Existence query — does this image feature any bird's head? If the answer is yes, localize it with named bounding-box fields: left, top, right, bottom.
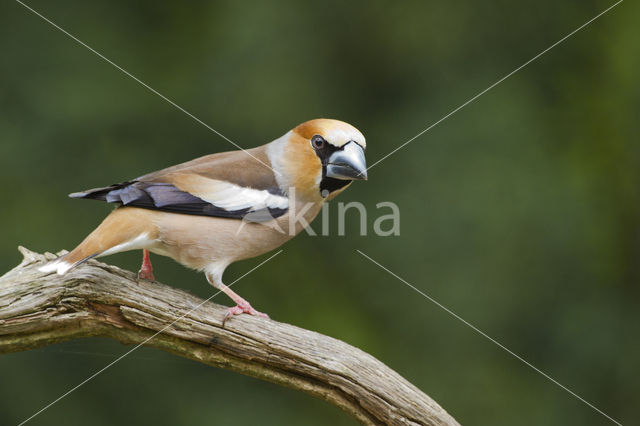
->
left=268, top=118, right=367, bottom=201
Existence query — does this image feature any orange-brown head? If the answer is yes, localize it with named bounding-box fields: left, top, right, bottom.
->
left=267, top=119, right=367, bottom=201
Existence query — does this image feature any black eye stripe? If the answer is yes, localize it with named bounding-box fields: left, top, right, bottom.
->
left=310, top=135, right=350, bottom=197
left=311, top=135, right=339, bottom=165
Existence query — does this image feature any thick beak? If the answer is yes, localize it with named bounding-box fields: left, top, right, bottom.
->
left=326, top=141, right=368, bottom=180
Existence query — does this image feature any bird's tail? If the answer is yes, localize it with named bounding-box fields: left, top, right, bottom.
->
left=39, top=243, right=97, bottom=275
left=39, top=207, right=156, bottom=275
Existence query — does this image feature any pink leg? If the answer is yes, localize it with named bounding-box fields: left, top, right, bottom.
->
left=206, top=273, right=269, bottom=325
left=137, top=249, right=155, bottom=281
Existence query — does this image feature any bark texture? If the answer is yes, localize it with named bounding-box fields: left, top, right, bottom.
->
left=0, top=247, right=459, bottom=426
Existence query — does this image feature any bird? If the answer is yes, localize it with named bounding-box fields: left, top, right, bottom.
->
left=39, top=118, right=367, bottom=322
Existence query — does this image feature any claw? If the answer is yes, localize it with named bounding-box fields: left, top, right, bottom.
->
left=222, top=301, right=269, bottom=326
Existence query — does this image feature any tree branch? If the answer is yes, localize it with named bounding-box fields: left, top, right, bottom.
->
left=0, top=247, right=459, bottom=426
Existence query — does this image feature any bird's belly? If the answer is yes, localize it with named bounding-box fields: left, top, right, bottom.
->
left=150, top=211, right=308, bottom=271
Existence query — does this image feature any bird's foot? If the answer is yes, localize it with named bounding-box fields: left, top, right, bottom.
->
left=223, top=301, right=269, bottom=326
left=137, top=249, right=155, bottom=281
left=137, top=268, right=154, bottom=281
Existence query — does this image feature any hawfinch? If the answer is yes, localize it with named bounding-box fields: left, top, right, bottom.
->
left=40, top=119, right=367, bottom=321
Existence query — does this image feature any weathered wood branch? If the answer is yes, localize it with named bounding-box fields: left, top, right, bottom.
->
left=0, top=247, right=459, bottom=426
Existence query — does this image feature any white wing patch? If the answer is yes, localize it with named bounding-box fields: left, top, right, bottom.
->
left=172, top=174, right=288, bottom=213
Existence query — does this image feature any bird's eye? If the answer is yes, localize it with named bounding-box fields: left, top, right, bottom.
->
left=311, top=135, right=325, bottom=149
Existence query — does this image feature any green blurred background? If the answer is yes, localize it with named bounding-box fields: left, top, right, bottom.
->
left=1, top=0, right=638, bottom=424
